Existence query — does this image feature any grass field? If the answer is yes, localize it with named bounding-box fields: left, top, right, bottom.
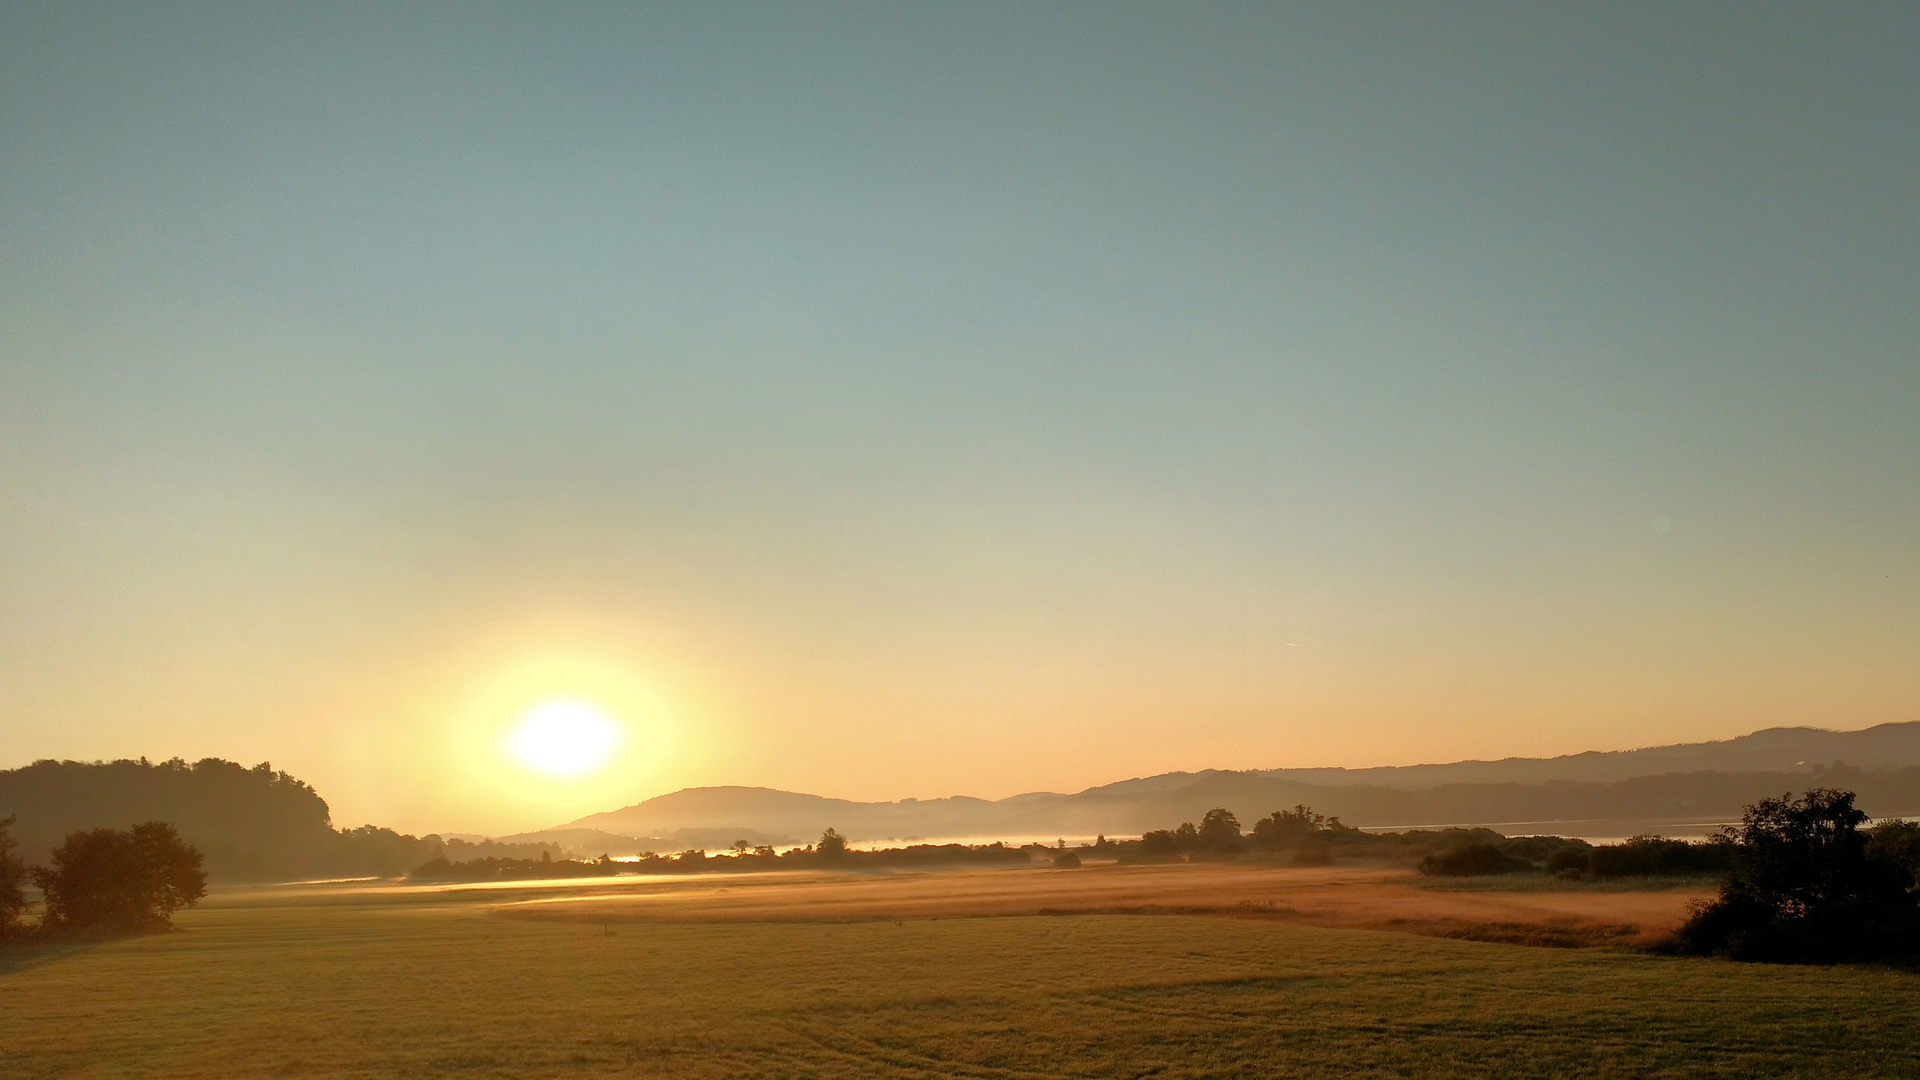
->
left=4, top=865, right=1918, bottom=1078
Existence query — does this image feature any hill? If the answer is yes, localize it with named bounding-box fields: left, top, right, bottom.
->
left=0, top=757, right=557, bottom=881
left=1244, top=721, right=1920, bottom=789
left=565, top=722, right=1920, bottom=842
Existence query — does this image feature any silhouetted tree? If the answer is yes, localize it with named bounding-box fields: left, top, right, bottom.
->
left=1249, top=805, right=1326, bottom=848
left=1867, top=820, right=1920, bottom=888
left=33, top=822, right=207, bottom=933
left=817, top=827, right=849, bottom=862
left=0, top=815, right=28, bottom=940
left=1197, top=809, right=1242, bottom=848
left=1139, top=828, right=1181, bottom=856
left=1673, top=789, right=1919, bottom=962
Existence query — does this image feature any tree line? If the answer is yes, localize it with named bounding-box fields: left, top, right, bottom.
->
left=0, top=757, right=569, bottom=881
left=0, top=815, right=206, bottom=941
left=407, top=828, right=1033, bottom=882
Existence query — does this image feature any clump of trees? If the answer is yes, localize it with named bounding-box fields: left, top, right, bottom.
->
left=411, top=850, right=616, bottom=883
left=406, top=828, right=1033, bottom=882
left=1140, top=808, right=1255, bottom=859
left=0, top=816, right=206, bottom=940
left=1584, top=835, right=1735, bottom=879
left=0, top=757, right=536, bottom=882
left=1129, top=806, right=1364, bottom=865
left=1672, top=789, right=1920, bottom=963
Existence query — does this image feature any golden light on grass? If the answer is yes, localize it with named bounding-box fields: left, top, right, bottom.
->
left=503, top=698, right=623, bottom=778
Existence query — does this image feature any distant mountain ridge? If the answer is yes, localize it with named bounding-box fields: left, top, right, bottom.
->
left=1246, top=722, right=1920, bottom=789
left=562, top=722, right=1920, bottom=844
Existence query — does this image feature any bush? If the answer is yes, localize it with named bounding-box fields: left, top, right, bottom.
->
left=1672, top=789, right=1920, bottom=963
left=1588, top=836, right=1735, bottom=879
left=1498, top=836, right=1587, bottom=867
left=1546, top=846, right=1589, bottom=875
left=1867, top=820, right=1920, bottom=886
left=1052, top=851, right=1082, bottom=869
left=33, top=822, right=207, bottom=934
left=1419, top=843, right=1532, bottom=877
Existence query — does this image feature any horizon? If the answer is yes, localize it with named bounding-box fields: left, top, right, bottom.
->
left=17, top=715, right=1911, bottom=841
left=4, top=4, right=1916, bottom=836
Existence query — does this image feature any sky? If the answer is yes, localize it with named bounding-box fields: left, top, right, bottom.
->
left=2, top=2, right=1916, bottom=835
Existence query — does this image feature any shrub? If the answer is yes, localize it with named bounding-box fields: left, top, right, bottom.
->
left=1588, top=836, right=1734, bottom=879
left=33, top=822, right=207, bottom=934
left=1419, top=843, right=1531, bottom=877
left=1867, top=820, right=1920, bottom=887
left=1052, top=851, right=1082, bottom=869
left=1546, top=846, right=1589, bottom=875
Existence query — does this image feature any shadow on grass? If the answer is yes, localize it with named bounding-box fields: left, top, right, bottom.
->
left=0, top=926, right=174, bottom=975
left=0, top=935, right=110, bottom=975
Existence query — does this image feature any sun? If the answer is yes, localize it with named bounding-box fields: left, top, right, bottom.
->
left=504, top=698, right=624, bottom=778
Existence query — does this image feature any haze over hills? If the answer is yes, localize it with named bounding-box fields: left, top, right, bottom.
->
left=7, top=723, right=1917, bottom=877
left=561, top=722, right=1920, bottom=845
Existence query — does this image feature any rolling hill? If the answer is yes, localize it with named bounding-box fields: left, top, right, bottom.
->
left=561, top=722, right=1920, bottom=844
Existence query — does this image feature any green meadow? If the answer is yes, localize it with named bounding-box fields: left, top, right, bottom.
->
left=4, top=883, right=1919, bottom=1079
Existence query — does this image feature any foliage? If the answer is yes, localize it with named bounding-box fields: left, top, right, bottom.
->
left=32, top=822, right=207, bottom=933
left=816, top=827, right=849, bottom=862
left=410, top=854, right=614, bottom=883
left=1546, top=846, right=1588, bottom=874
left=0, top=815, right=28, bottom=939
left=1418, top=843, right=1532, bottom=877
left=1196, top=808, right=1242, bottom=848
left=1585, top=835, right=1734, bottom=879
left=1052, top=850, right=1082, bottom=868
left=0, top=758, right=331, bottom=880
left=1866, top=819, right=1920, bottom=886
left=1672, top=789, right=1920, bottom=963
left=407, top=835, right=1032, bottom=881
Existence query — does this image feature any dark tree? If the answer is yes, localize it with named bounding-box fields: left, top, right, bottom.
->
left=1867, top=820, right=1920, bottom=887
left=1673, top=789, right=1919, bottom=963
left=1197, top=808, right=1242, bottom=848
left=0, top=815, right=28, bottom=940
left=817, top=827, right=849, bottom=862
left=1249, top=806, right=1326, bottom=849
left=1139, top=828, right=1181, bottom=856
left=33, top=822, right=208, bottom=933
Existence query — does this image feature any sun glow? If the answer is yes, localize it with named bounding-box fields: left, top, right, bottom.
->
left=439, top=640, right=693, bottom=830
left=504, top=698, right=624, bottom=778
